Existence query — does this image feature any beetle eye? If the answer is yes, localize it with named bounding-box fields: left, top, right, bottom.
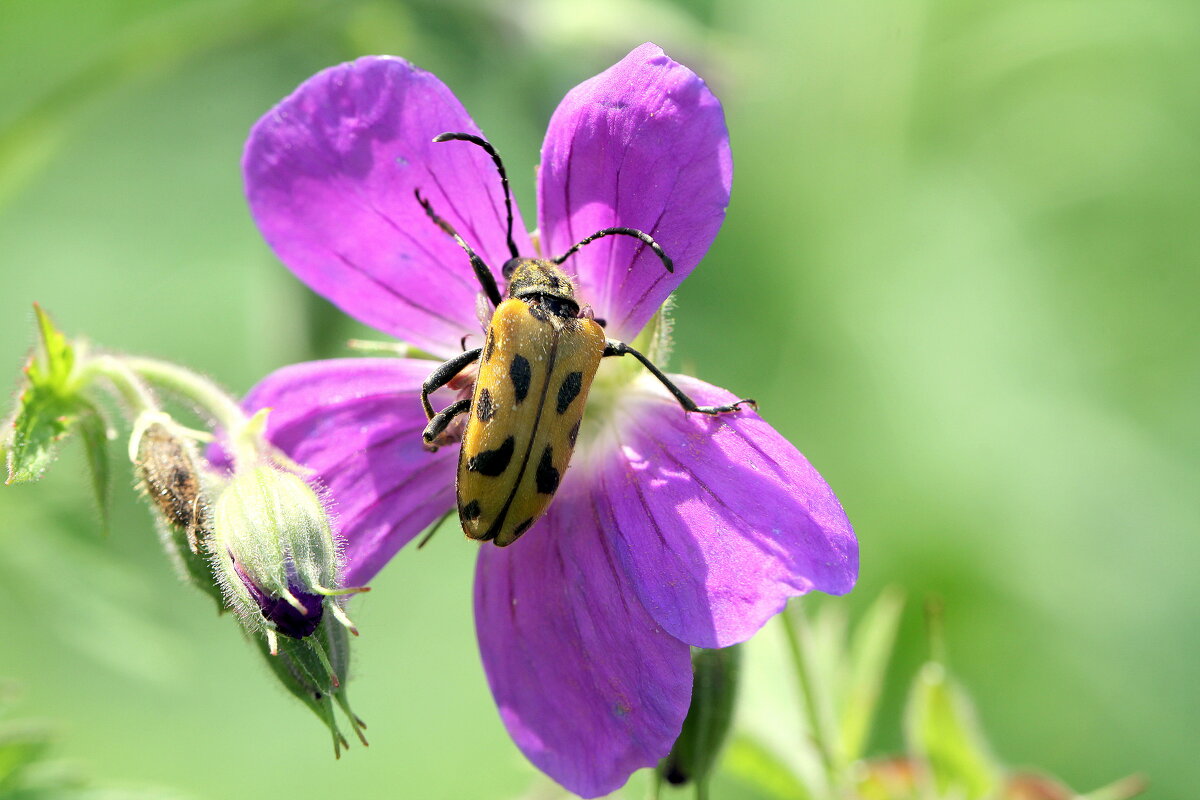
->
left=501, top=259, right=521, bottom=280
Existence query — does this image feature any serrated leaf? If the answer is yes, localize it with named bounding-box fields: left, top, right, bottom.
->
left=839, top=588, right=904, bottom=763
left=77, top=406, right=111, bottom=533
left=5, top=382, right=83, bottom=484
left=5, top=306, right=84, bottom=484
left=905, top=662, right=1000, bottom=800
left=31, top=304, right=73, bottom=383
left=722, top=735, right=813, bottom=800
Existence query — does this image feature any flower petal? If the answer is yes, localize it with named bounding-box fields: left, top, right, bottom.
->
left=537, top=42, right=732, bottom=341
left=231, top=358, right=457, bottom=587
left=474, top=477, right=691, bottom=798
left=597, top=374, right=858, bottom=649
left=245, top=56, right=531, bottom=358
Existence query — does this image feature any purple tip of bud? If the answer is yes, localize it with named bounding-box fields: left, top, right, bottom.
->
left=235, top=563, right=325, bottom=639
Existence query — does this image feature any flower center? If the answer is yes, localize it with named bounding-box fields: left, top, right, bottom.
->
left=572, top=305, right=674, bottom=473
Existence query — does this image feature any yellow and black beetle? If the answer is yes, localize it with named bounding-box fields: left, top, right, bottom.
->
left=418, top=133, right=753, bottom=547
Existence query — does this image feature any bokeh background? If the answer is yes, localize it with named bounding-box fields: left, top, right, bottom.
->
left=1, top=0, right=1196, bottom=797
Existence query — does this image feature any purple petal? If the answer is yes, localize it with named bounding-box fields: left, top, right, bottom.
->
left=537, top=42, right=732, bottom=341
left=598, top=374, right=858, bottom=649
left=245, top=57, right=531, bottom=358
left=232, top=358, right=457, bottom=587
left=474, top=477, right=691, bottom=798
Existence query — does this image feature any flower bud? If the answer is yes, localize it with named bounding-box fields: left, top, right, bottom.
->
left=658, top=644, right=742, bottom=787
left=211, top=463, right=363, bottom=651
left=131, top=413, right=223, bottom=608
left=135, top=420, right=204, bottom=534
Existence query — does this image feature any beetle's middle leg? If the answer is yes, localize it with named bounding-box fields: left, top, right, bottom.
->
left=420, top=346, right=482, bottom=447
left=423, top=398, right=472, bottom=448
left=602, top=340, right=756, bottom=415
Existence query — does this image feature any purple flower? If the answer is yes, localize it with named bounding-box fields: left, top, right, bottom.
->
left=238, top=43, right=857, bottom=797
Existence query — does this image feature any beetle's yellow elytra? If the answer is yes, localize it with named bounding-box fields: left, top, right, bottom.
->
left=457, top=298, right=605, bottom=546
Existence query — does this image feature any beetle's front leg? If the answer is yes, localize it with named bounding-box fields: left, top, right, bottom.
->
left=420, top=347, right=480, bottom=450
left=602, top=340, right=756, bottom=414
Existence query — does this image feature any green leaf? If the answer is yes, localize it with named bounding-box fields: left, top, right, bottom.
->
left=904, top=662, right=1000, bottom=800
left=0, top=722, right=53, bottom=791
left=77, top=406, right=111, bottom=533
left=5, top=380, right=81, bottom=484
left=5, top=306, right=84, bottom=485
left=838, top=588, right=905, bottom=764
left=722, top=734, right=813, bottom=800
left=30, top=304, right=74, bottom=382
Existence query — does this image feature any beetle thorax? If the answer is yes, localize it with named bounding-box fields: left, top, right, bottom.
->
left=502, top=258, right=580, bottom=319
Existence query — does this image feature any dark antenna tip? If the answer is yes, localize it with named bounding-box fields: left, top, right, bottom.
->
left=431, top=132, right=519, bottom=260
left=553, top=227, right=674, bottom=274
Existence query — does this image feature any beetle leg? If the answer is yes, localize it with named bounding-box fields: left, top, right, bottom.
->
left=422, top=397, right=473, bottom=450
left=602, top=340, right=756, bottom=415
left=421, top=348, right=482, bottom=421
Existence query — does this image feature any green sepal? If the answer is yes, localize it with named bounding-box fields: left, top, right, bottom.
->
left=77, top=404, right=111, bottom=534
left=904, top=661, right=1000, bottom=800
left=255, top=618, right=367, bottom=758
left=4, top=305, right=85, bottom=484
left=657, top=644, right=742, bottom=789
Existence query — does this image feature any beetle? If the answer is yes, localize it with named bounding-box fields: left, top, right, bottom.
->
left=418, top=132, right=754, bottom=547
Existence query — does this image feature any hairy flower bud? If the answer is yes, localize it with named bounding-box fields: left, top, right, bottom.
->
left=211, top=463, right=363, bottom=653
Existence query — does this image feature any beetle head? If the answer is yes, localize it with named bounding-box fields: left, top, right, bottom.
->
left=503, top=259, right=581, bottom=318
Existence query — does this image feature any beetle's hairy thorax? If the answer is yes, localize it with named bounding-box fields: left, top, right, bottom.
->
left=503, top=259, right=581, bottom=319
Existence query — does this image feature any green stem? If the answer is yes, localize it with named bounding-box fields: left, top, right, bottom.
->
left=121, top=355, right=257, bottom=467
left=78, top=354, right=157, bottom=414
left=122, top=356, right=246, bottom=432
left=781, top=605, right=838, bottom=791
left=649, top=770, right=663, bottom=800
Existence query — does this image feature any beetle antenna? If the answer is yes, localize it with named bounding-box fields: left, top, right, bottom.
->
left=414, top=189, right=503, bottom=307
left=552, top=227, right=674, bottom=273
left=433, top=132, right=519, bottom=261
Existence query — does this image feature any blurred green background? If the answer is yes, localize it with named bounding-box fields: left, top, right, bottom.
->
left=1, top=0, right=1196, bottom=797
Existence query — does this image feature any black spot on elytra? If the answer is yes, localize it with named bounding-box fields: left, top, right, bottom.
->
left=510, top=354, right=531, bottom=402
left=568, top=419, right=581, bottom=447
left=476, top=388, right=495, bottom=422
left=511, top=517, right=536, bottom=541
left=536, top=445, right=560, bottom=495
left=467, top=436, right=514, bottom=476
left=460, top=499, right=482, bottom=520
left=484, top=332, right=495, bottom=363
left=556, top=371, right=583, bottom=414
